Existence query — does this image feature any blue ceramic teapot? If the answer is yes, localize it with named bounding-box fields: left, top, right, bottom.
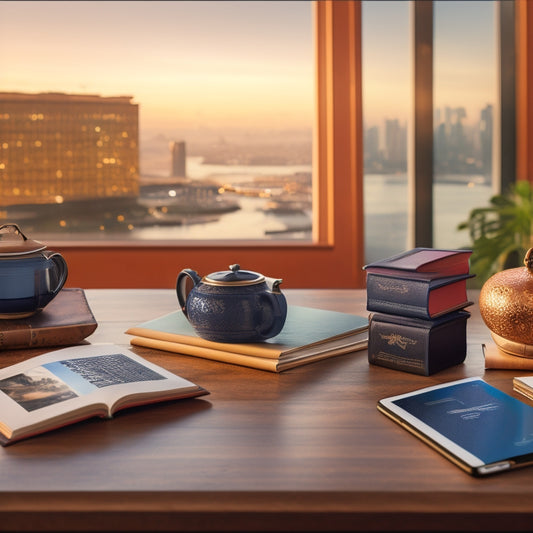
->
left=176, top=264, right=287, bottom=343
left=0, top=223, right=68, bottom=318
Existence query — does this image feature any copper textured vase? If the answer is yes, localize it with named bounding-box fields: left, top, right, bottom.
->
left=479, top=248, right=533, bottom=356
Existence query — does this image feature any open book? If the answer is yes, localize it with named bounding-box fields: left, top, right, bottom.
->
left=0, top=343, right=208, bottom=445
left=126, top=305, right=369, bottom=372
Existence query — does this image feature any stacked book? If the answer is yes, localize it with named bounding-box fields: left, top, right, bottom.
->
left=363, top=248, right=474, bottom=376
left=126, top=305, right=369, bottom=373
left=0, top=288, right=97, bottom=350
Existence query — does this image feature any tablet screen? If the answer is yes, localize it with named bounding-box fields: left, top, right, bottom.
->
left=378, top=377, right=533, bottom=473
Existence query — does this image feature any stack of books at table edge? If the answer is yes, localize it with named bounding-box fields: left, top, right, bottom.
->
left=125, top=304, right=369, bottom=373
left=513, top=375, right=533, bottom=402
left=363, top=247, right=474, bottom=376
left=0, top=288, right=97, bottom=350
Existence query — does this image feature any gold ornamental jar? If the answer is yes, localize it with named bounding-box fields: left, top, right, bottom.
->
left=479, top=247, right=533, bottom=356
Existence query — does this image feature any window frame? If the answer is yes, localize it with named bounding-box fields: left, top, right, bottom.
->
left=50, top=0, right=366, bottom=289
left=516, top=0, right=533, bottom=185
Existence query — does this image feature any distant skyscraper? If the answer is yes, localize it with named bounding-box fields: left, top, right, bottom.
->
left=384, top=119, right=407, bottom=169
left=480, top=104, right=493, bottom=177
left=171, top=141, right=186, bottom=177
left=0, top=92, right=139, bottom=206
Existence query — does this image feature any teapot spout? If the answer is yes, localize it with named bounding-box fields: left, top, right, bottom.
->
left=266, top=277, right=283, bottom=293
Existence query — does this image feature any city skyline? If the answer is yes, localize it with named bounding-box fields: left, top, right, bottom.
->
left=362, top=0, right=496, bottom=127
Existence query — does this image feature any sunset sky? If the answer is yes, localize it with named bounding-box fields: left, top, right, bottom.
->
left=0, top=0, right=496, bottom=134
left=363, top=0, right=496, bottom=127
left=0, top=0, right=314, bottom=133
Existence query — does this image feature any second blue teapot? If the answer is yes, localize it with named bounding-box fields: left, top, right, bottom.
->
left=176, top=264, right=287, bottom=343
left=0, top=223, right=68, bottom=318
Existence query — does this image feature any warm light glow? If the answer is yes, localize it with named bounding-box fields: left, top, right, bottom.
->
left=0, top=1, right=313, bottom=132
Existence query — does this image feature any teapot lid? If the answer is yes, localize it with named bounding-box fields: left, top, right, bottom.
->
left=0, top=224, right=47, bottom=256
left=204, top=264, right=265, bottom=286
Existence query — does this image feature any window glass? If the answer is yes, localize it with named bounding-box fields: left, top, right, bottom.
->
left=0, top=1, right=314, bottom=242
left=363, top=0, right=497, bottom=261
left=433, top=0, right=496, bottom=249
left=362, top=0, right=410, bottom=262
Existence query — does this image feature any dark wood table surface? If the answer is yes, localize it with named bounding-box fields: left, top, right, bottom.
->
left=0, top=288, right=532, bottom=532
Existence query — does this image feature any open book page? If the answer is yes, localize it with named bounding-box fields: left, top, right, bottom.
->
left=0, top=343, right=208, bottom=444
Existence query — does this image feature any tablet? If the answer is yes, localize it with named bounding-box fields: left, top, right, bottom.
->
left=377, top=376, right=533, bottom=476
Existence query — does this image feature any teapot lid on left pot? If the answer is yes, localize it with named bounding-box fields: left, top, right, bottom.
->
left=204, top=264, right=265, bottom=286
left=0, top=224, right=47, bottom=257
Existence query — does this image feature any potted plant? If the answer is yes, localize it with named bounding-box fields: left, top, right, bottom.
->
left=457, top=180, right=533, bottom=287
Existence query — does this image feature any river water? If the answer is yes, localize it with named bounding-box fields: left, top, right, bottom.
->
left=135, top=160, right=495, bottom=262
left=26, top=156, right=495, bottom=263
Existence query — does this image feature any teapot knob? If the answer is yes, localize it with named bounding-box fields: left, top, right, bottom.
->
left=229, top=264, right=240, bottom=273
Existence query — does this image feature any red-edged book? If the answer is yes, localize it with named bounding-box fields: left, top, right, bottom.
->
left=363, top=247, right=472, bottom=278
left=365, top=272, right=474, bottom=319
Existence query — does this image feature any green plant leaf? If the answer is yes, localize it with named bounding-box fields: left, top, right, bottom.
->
left=457, top=180, right=533, bottom=286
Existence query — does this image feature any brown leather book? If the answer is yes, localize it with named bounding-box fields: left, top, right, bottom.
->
left=483, top=342, right=533, bottom=370
left=0, top=288, right=97, bottom=350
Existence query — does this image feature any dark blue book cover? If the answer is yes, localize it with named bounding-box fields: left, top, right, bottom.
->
left=368, top=310, right=470, bottom=375
left=363, top=247, right=472, bottom=277
left=365, top=272, right=474, bottom=319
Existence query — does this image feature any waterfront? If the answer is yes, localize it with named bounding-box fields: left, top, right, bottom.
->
left=135, top=164, right=494, bottom=262
left=19, top=160, right=495, bottom=263
left=363, top=173, right=494, bottom=261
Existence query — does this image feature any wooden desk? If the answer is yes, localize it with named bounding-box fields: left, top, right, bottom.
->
left=1, top=289, right=532, bottom=532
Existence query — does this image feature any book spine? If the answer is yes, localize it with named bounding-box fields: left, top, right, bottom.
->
left=368, top=317, right=430, bottom=375
left=0, top=328, right=32, bottom=349
left=0, top=325, right=96, bottom=350
left=366, top=275, right=431, bottom=319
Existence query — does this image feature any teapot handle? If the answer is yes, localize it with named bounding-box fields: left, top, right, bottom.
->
left=34, top=251, right=68, bottom=310
left=43, top=251, right=69, bottom=295
left=176, top=269, right=202, bottom=317
left=257, top=291, right=288, bottom=340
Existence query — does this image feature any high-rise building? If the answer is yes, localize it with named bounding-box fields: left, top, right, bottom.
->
left=479, top=104, right=493, bottom=177
left=0, top=92, right=139, bottom=206
left=170, top=140, right=186, bottom=177
left=384, top=119, right=407, bottom=170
